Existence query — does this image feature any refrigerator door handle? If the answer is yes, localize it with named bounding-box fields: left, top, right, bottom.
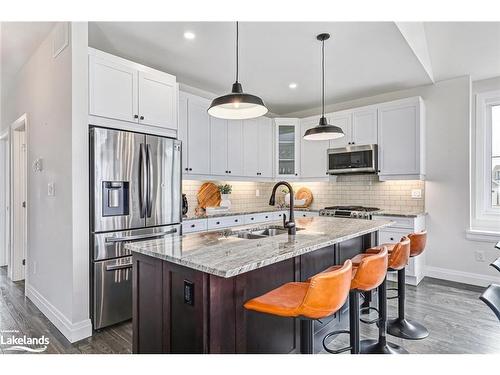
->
left=139, top=143, right=147, bottom=218
left=146, top=143, right=153, bottom=218
left=104, top=228, right=178, bottom=243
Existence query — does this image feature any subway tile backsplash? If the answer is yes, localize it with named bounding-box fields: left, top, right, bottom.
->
left=182, top=175, right=425, bottom=217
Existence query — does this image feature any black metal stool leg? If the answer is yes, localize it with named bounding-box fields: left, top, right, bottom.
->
left=360, top=277, right=408, bottom=354
left=300, top=319, right=314, bottom=354
left=349, top=290, right=360, bottom=354
left=387, top=268, right=429, bottom=340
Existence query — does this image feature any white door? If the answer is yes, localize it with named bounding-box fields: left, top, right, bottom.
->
left=227, top=120, right=244, bottom=176
left=187, top=98, right=211, bottom=175
left=210, top=117, right=228, bottom=176
left=378, top=102, right=419, bottom=176
left=300, top=118, right=329, bottom=178
left=351, top=108, right=378, bottom=145
left=243, top=119, right=260, bottom=177
left=138, top=71, right=177, bottom=130
left=258, top=118, right=274, bottom=178
left=328, top=112, right=351, bottom=148
left=89, top=54, right=138, bottom=123
left=178, top=94, right=189, bottom=174
left=0, top=135, right=7, bottom=267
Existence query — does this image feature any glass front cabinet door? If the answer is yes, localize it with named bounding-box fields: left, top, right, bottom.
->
left=275, top=118, right=300, bottom=178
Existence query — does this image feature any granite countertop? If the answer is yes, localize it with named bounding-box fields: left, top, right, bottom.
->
left=373, top=211, right=427, bottom=218
left=126, top=216, right=392, bottom=278
left=183, top=207, right=319, bottom=221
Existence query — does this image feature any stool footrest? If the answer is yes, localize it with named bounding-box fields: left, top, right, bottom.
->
left=322, top=330, right=352, bottom=354
left=359, top=306, right=380, bottom=324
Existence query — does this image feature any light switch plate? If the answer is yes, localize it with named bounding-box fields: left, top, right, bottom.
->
left=255, top=189, right=260, bottom=197
left=411, top=189, right=422, bottom=199
left=47, top=182, right=56, bottom=197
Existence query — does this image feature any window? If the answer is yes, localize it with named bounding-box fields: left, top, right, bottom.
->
left=470, top=90, right=500, bottom=238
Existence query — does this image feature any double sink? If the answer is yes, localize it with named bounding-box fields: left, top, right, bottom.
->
left=232, top=225, right=304, bottom=240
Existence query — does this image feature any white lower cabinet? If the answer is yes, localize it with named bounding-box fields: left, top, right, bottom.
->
left=182, top=219, right=208, bottom=234
left=295, top=211, right=319, bottom=218
left=207, top=215, right=244, bottom=230
left=373, top=214, right=426, bottom=285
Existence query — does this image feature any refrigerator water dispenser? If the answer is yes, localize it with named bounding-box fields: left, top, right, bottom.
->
left=102, top=181, right=129, bottom=216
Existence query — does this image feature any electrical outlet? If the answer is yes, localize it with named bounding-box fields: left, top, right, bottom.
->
left=256, top=189, right=260, bottom=197
left=411, top=189, right=422, bottom=199
left=47, top=182, right=55, bottom=197
left=474, top=250, right=485, bottom=262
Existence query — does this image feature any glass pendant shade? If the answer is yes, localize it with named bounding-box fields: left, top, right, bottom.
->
left=303, top=33, right=345, bottom=141
left=208, top=83, right=268, bottom=120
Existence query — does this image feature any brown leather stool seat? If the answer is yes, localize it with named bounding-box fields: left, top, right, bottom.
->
left=322, top=247, right=388, bottom=354
left=387, top=231, right=429, bottom=340
left=359, top=238, right=411, bottom=354
left=244, top=260, right=353, bottom=354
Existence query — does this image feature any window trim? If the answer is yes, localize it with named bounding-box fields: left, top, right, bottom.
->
left=471, top=89, right=500, bottom=235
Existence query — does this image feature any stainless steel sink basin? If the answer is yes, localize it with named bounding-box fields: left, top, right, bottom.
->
left=232, top=225, right=304, bottom=240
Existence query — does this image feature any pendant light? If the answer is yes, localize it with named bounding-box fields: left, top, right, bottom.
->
left=208, top=22, right=268, bottom=120
left=303, top=33, right=345, bottom=141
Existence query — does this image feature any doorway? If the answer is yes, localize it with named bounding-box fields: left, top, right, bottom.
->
left=9, top=114, right=28, bottom=282
left=0, top=130, right=9, bottom=270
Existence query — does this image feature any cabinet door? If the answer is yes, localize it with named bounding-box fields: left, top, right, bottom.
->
left=243, top=119, right=260, bottom=177
left=378, top=101, right=420, bottom=176
left=258, top=118, right=274, bottom=178
left=300, top=118, right=329, bottom=178
left=178, top=94, right=189, bottom=173
left=351, top=108, right=377, bottom=145
left=138, top=71, right=177, bottom=130
left=328, top=113, right=351, bottom=148
left=187, top=98, right=211, bottom=175
left=89, top=54, right=138, bottom=123
left=210, top=117, right=228, bottom=176
left=227, top=120, right=244, bottom=176
left=275, top=119, right=299, bottom=177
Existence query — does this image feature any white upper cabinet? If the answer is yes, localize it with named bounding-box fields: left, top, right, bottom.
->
left=300, top=117, right=330, bottom=179
left=243, top=117, right=274, bottom=178
left=138, top=71, right=177, bottom=130
left=377, top=97, right=425, bottom=180
left=89, top=48, right=178, bottom=131
left=227, top=120, right=244, bottom=176
left=275, top=118, right=300, bottom=178
left=351, top=107, right=378, bottom=145
left=89, top=53, right=138, bottom=123
left=210, top=117, right=228, bottom=176
left=327, top=112, right=351, bottom=149
left=178, top=92, right=211, bottom=175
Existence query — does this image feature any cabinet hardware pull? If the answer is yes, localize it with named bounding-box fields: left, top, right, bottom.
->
left=134, top=114, right=139, bottom=119
left=140, top=116, right=144, bottom=120
left=216, top=221, right=220, bottom=225
left=191, top=224, right=195, bottom=228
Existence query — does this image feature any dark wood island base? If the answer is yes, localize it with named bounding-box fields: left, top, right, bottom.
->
left=132, top=233, right=374, bottom=354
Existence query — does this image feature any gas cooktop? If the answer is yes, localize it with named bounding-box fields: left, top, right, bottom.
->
left=320, top=206, right=380, bottom=219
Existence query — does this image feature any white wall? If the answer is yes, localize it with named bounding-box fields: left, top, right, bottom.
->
left=1, top=22, right=91, bottom=342
left=287, top=76, right=500, bottom=286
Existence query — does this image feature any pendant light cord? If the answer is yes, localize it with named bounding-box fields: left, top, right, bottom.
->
left=236, top=21, right=239, bottom=83
left=321, top=38, right=325, bottom=118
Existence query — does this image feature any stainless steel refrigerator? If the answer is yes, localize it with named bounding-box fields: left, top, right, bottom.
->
left=90, top=127, right=181, bottom=330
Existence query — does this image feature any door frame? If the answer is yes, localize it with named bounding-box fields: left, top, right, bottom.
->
left=9, top=114, right=28, bottom=282
left=0, top=129, right=9, bottom=269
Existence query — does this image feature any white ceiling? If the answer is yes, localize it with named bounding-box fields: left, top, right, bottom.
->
left=88, top=21, right=500, bottom=115
left=1, top=22, right=55, bottom=91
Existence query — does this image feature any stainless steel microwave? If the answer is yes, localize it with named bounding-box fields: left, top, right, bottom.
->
left=327, top=144, right=378, bottom=175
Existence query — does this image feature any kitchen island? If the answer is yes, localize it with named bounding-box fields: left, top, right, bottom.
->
left=127, top=216, right=391, bottom=354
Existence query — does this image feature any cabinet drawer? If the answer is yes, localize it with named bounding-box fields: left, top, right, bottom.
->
left=182, top=219, right=207, bottom=234
left=244, top=213, right=274, bottom=224
left=207, top=215, right=244, bottom=230
left=373, top=215, right=414, bottom=229
left=378, top=229, right=408, bottom=244
left=295, top=211, right=319, bottom=218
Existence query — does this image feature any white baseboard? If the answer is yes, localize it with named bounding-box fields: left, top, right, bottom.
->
left=425, top=266, right=500, bottom=287
left=387, top=272, right=422, bottom=286
left=25, top=283, right=92, bottom=343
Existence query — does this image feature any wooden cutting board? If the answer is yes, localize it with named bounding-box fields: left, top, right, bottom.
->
left=295, top=187, right=313, bottom=208
left=197, top=182, right=221, bottom=209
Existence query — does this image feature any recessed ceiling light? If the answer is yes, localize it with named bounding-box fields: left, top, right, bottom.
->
left=289, top=83, right=298, bottom=89
left=184, top=31, right=196, bottom=40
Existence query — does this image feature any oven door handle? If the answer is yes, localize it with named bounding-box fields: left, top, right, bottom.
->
left=104, top=228, right=177, bottom=243
left=106, top=263, right=133, bottom=271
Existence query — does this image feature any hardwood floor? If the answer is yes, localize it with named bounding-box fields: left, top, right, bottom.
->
left=1, top=265, right=499, bottom=354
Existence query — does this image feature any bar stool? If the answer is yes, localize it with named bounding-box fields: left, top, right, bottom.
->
left=322, top=247, right=388, bottom=354
left=480, top=284, right=500, bottom=321
left=243, top=260, right=353, bottom=354
left=386, top=231, right=429, bottom=340
left=359, top=237, right=411, bottom=354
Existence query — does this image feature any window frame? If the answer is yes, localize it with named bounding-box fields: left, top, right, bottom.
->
left=470, top=89, right=500, bottom=237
